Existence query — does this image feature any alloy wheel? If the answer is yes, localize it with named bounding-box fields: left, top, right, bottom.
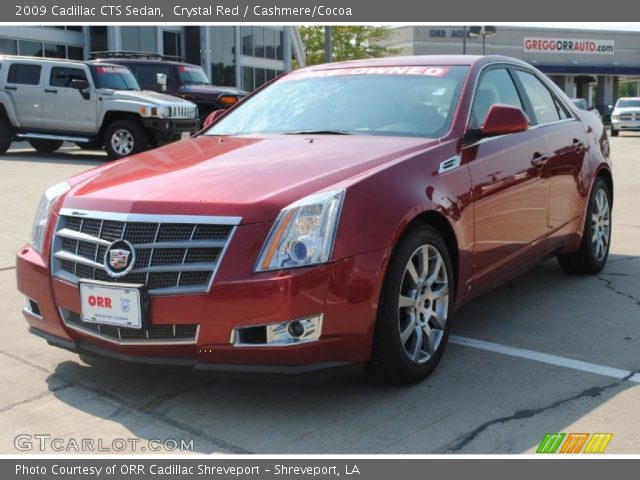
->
left=591, top=188, right=611, bottom=262
left=398, top=244, right=449, bottom=364
left=111, top=129, right=134, bottom=156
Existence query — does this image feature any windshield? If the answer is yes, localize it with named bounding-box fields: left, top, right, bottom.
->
left=178, top=65, right=210, bottom=85
left=91, top=65, right=140, bottom=90
left=206, top=66, right=468, bottom=138
left=616, top=99, right=640, bottom=109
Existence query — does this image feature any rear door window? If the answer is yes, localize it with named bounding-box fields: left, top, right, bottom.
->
left=7, top=64, right=41, bottom=85
left=515, top=70, right=563, bottom=125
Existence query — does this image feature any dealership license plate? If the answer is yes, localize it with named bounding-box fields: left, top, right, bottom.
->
left=181, top=132, right=192, bottom=140
left=79, top=282, right=143, bottom=329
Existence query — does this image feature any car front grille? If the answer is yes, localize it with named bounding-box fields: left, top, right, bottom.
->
left=60, top=309, right=198, bottom=344
left=170, top=105, right=198, bottom=119
left=52, top=209, right=240, bottom=295
left=618, top=111, right=640, bottom=120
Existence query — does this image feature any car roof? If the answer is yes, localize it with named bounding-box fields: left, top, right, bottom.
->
left=0, top=55, right=87, bottom=66
left=297, top=55, right=532, bottom=72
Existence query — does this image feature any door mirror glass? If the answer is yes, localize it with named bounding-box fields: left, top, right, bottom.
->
left=480, top=104, right=529, bottom=137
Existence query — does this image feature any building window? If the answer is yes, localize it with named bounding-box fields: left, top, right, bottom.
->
left=163, top=31, right=182, bottom=58
left=276, top=31, right=284, bottom=60
left=44, top=43, right=66, bottom=59
left=242, top=66, right=254, bottom=91
left=0, top=38, right=17, bottom=55
left=121, top=26, right=157, bottom=53
left=241, top=26, right=253, bottom=56
left=209, top=26, right=236, bottom=87
left=90, top=26, right=108, bottom=53
left=67, top=46, right=84, bottom=60
left=254, top=27, right=265, bottom=58
left=18, top=40, right=43, bottom=57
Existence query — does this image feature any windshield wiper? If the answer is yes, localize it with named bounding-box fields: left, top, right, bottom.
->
left=285, top=130, right=352, bottom=135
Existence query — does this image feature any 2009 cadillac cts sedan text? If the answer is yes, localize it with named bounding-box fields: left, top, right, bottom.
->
left=16, top=56, right=612, bottom=384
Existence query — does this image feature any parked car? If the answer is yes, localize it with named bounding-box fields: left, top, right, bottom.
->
left=17, top=55, right=612, bottom=384
left=570, top=97, right=602, bottom=120
left=91, top=52, right=247, bottom=121
left=0, top=56, right=199, bottom=159
left=610, top=97, right=640, bottom=136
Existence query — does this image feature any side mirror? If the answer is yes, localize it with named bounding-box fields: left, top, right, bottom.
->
left=70, top=79, right=89, bottom=90
left=203, top=109, right=226, bottom=129
left=156, top=73, right=167, bottom=92
left=480, top=104, right=529, bottom=137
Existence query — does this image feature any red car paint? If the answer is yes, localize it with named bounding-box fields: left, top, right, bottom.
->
left=16, top=55, right=611, bottom=371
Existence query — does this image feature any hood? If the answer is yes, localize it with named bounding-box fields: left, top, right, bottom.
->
left=105, top=89, right=195, bottom=107
left=63, top=135, right=438, bottom=224
left=178, top=84, right=247, bottom=98
left=613, top=107, right=640, bottom=114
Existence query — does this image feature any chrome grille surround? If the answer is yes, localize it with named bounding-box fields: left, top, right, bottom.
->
left=51, top=208, right=241, bottom=296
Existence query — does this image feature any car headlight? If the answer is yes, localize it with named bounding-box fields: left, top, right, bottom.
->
left=31, top=181, right=70, bottom=254
left=255, top=190, right=345, bottom=272
left=156, top=106, right=170, bottom=118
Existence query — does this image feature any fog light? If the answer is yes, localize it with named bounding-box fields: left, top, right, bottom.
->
left=231, top=314, right=323, bottom=346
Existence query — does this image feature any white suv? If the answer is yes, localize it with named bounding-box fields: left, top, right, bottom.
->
left=0, top=56, right=199, bottom=159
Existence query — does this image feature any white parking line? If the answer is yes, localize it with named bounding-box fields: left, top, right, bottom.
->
left=449, top=335, right=640, bottom=384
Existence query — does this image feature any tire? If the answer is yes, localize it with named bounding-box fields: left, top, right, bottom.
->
left=75, top=141, right=102, bottom=150
left=0, top=114, right=12, bottom=155
left=103, top=119, right=149, bottom=160
left=558, top=177, right=612, bottom=274
left=29, top=139, right=64, bottom=153
left=610, top=128, right=618, bottom=137
left=368, top=224, right=456, bottom=384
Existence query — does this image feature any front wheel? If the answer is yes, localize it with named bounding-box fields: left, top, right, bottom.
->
left=0, top=115, right=12, bottom=154
left=610, top=127, right=618, bottom=137
left=29, top=139, right=63, bottom=153
left=104, top=119, right=148, bottom=160
left=369, top=224, right=455, bottom=384
left=558, top=177, right=612, bottom=274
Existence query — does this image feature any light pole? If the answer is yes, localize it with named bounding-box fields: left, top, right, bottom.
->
left=469, top=26, right=496, bottom=55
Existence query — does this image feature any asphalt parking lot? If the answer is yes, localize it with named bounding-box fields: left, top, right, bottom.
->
left=0, top=136, right=638, bottom=454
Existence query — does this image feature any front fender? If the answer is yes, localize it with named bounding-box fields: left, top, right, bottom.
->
left=332, top=140, right=473, bottom=299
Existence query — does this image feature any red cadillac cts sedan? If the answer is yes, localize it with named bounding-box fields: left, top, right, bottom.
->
left=16, top=55, right=612, bottom=384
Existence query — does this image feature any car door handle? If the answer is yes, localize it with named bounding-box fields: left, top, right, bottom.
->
left=572, top=138, right=585, bottom=150
left=531, top=153, right=548, bottom=168
left=44, top=89, right=58, bottom=94
left=5, top=86, right=17, bottom=91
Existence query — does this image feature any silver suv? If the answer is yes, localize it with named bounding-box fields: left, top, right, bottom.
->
left=0, top=56, right=199, bottom=159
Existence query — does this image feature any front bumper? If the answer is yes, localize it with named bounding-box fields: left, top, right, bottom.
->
left=17, top=240, right=388, bottom=372
left=142, top=117, right=201, bottom=140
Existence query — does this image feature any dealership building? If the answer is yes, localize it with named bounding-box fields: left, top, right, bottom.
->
left=0, top=26, right=305, bottom=91
left=385, top=25, right=640, bottom=113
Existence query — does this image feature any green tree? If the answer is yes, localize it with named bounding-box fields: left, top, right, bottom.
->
left=299, top=26, right=399, bottom=66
